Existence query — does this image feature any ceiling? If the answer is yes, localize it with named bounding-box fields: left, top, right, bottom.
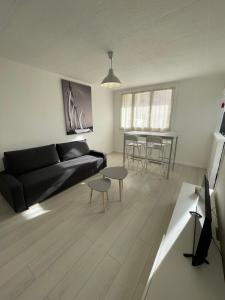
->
left=0, top=0, right=225, bottom=88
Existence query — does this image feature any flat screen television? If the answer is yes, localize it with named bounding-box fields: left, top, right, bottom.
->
left=220, top=112, right=225, bottom=136
left=184, top=175, right=212, bottom=266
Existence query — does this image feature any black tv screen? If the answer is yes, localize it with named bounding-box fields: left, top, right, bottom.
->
left=184, top=175, right=212, bottom=266
left=220, top=112, right=225, bottom=136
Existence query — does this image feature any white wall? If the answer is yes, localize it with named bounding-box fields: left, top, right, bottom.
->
left=114, top=75, right=225, bottom=168
left=0, top=58, right=114, bottom=170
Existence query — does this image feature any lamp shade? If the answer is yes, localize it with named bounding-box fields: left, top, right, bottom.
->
left=101, top=68, right=121, bottom=88
left=101, top=51, right=121, bottom=88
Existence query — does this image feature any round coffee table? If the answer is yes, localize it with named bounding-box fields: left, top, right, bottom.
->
left=100, top=167, right=128, bottom=201
left=87, top=178, right=111, bottom=212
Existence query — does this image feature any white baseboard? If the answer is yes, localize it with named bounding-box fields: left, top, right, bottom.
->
left=112, top=151, right=206, bottom=170
left=175, top=160, right=206, bottom=170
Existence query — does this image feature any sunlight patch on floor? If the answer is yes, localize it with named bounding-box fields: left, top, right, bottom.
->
left=21, top=203, right=50, bottom=220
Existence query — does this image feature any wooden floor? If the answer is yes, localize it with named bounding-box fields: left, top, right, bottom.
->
left=0, top=153, right=205, bottom=300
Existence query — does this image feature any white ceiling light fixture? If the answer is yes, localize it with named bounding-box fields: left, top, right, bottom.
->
left=101, top=51, right=121, bottom=88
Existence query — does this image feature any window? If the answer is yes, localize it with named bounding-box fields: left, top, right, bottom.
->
left=121, top=93, right=132, bottom=129
left=150, top=89, right=173, bottom=130
left=121, top=88, right=173, bottom=131
left=133, top=92, right=150, bottom=129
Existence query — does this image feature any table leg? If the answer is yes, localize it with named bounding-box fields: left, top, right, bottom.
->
left=119, top=180, right=122, bottom=201
left=172, top=137, right=178, bottom=170
left=166, top=138, right=174, bottom=180
left=102, top=192, right=105, bottom=212
left=89, top=189, right=93, bottom=205
left=123, top=134, right=126, bottom=166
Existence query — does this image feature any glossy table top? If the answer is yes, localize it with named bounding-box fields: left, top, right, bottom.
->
left=124, top=131, right=178, bottom=138
left=101, top=167, right=128, bottom=180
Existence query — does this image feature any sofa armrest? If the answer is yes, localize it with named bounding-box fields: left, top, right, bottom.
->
left=89, top=150, right=107, bottom=168
left=0, top=171, right=27, bottom=212
left=89, top=150, right=106, bottom=158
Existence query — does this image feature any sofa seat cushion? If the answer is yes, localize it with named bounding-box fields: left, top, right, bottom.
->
left=4, top=144, right=60, bottom=176
left=17, top=155, right=103, bottom=205
left=56, top=140, right=90, bottom=161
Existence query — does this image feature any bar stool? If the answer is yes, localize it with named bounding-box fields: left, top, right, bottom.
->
left=145, top=136, right=166, bottom=175
left=125, top=134, right=145, bottom=171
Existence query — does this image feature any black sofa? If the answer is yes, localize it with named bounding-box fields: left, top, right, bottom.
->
left=0, top=140, right=106, bottom=212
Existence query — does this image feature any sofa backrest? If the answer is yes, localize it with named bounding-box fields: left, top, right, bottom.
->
left=4, top=144, right=60, bottom=175
left=56, top=140, right=90, bottom=161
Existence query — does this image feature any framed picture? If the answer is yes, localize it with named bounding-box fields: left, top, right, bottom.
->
left=61, top=79, right=93, bottom=135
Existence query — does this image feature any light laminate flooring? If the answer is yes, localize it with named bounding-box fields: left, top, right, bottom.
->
left=0, top=153, right=205, bottom=300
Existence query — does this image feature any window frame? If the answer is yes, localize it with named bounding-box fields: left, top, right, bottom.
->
left=120, top=87, right=175, bottom=131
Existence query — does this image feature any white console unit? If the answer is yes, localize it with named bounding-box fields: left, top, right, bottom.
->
left=142, top=182, right=225, bottom=300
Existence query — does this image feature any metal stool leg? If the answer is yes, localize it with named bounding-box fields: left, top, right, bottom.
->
left=161, top=146, right=166, bottom=177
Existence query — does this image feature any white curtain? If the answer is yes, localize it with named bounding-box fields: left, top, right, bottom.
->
left=121, top=88, right=173, bottom=131
left=133, top=92, right=151, bottom=129
left=150, top=89, right=172, bottom=131
left=121, top=93, right=132, bottom=129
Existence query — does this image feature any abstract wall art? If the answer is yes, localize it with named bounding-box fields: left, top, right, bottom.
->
left=61, top=79, right=93, bottom=135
